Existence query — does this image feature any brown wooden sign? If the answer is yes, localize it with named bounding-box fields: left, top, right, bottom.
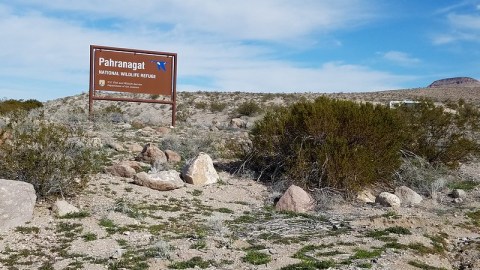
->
left=89, top=45, right=177, bottom=126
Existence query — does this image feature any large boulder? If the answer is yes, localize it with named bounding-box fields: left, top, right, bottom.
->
left=134, top=171, right=185, bottom=191
left=395, top=186, right=423, bottom=206
left=275, top=185, right=315, bottom=213
left=181, top=153, right=219, bottom=185
left=375, top=192, right=401, bottom=207
left=135, top=143, right=167, bottom=165
left=0, top=179, right=36, bottom=232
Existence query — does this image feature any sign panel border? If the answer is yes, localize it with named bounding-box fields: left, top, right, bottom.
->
left=89, top=45, right=177, bottom=126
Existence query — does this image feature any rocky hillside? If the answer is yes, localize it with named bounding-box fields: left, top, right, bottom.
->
left=428, top=77, right=480, bottom=88
left=0, top=89, right=480, bottom=269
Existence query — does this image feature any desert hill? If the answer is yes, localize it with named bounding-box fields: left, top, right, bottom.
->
left=1, top=87, right=480, bottom=269
left=428, top=77, right=480, bottom=88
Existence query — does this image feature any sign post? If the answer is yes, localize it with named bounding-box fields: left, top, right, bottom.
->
left=89, top=45, right=177, bottom=126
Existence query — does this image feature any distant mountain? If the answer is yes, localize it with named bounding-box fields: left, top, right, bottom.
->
left=428, top=77, right=480, bottom=88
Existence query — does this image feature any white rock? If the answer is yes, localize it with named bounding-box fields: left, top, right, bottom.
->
left=0, top=179, right=36, bottom=232
left=375, top=192, right=401, bottom=207
left=357, top=189, right=376, bottom=203
left=452, top=189, right=466, bottom=199
left=395, top=186, right=423, bottom=206
left=134, top=170, right=185, bottom=191
left=181, top=153, right=219, bottom=185
left=229, top=118, right=247, bottom=128
left=53, top=200, right=80, bottom=217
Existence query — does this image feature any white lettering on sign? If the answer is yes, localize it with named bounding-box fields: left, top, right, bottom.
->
left=99, top=57, right=145, bottom=71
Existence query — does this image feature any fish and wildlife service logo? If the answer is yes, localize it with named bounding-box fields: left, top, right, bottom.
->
left=99, top=80, right=105, bottom=87
left=150, top=60, right=167, bottom=71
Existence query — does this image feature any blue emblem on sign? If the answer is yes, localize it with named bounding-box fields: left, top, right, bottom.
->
left=150, top=60, right=167, bottom=71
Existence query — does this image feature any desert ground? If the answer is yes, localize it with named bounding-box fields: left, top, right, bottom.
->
left=1, top=86, right=480, bottom=270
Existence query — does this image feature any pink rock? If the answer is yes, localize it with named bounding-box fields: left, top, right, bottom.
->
left=275, top=185, right=315, bottom=213
left=165, top=150, right=181, bottom=163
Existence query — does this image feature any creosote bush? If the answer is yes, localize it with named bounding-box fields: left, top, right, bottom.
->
left=246, top=97, right=480, bottom=196
left=0, top=111, right=106, bottom=199
left=0, top=99, right=43, bottom=115
left=247, top=97, right=405, bottom=195
left=236, top=100, right=262, bottom=116
left=397, top=99, right=480, bottom=168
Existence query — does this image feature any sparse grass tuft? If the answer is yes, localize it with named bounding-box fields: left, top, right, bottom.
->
left=60, top=211, right=90, bottom=219
left=280, top=259, right=335, bottom=270
left=448, top=180, right=479, bottom=191
left=466, top=210, right=480, bottom=227
left=408, top=260, right=448, bottom=270
left=169, top=256, right=214, bottom=269
left=15, top=226, right=40, bottom=234
left=351, top=248, right=382, bottom=259
left=82, top=232, right=97, bottom=241
left=242, top=250, right=271, bottom=265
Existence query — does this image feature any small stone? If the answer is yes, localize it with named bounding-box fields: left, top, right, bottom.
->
left=452, top=189, right=466, bottom=199
left=453, top=198, right=463, bottom=203
left=275, top=185, right=315, bottom=213
left=165, top=150, right=181, bottom=163
left=395, top=186, right=422, bottom=206
left=375, top=192, right=401, bottom=207
left=53, top=200, right=80, bottom=217
left=229, top=118, right=247, bottom=128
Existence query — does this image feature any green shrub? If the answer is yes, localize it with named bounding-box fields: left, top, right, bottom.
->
left=0, top=112, right=106, bottom=199
left=246, top=97, right=405, bottom=195
left=397, top=100, right=480, bottom=168
left=210, top=101, right=227, bottom=112
left=194, top=101, right=208, bottom=110
left=0, top=99, right=43, bottom=115
left=236, top=100, right=262, bottom=116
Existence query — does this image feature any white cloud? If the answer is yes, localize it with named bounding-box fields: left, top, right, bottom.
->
left=0, top=1, right=414, bottom=101
left=433, top=6, right=480, bottom=44
left=14, top=0, right=379, bottom=42
left=381, top=51, right=421, bottom=66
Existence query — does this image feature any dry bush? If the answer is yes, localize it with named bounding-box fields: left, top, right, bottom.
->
left=0, top=111, right=106, bottom=199
left=394, top=151, right=450, bottom=197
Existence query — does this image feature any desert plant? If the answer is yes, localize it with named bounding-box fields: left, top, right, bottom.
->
left=397, top=99, right=480, bottom=168
left=246, top=97, right=405, bottom=195
left=0, top=99, right=43, bottom=115
left=236, top=100, right=262, bottom=116
left=210, top=101, right=227, bottom=112
left=0, top=112, right=106, bottom=199
left=394, top=151, right=450, bottom=196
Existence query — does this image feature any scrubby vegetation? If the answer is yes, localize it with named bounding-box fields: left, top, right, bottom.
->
left=0, top=111, right=106, bottom=199
left=0, top=99, right=43, bottom=115
left=236, top=100, right=262, bottom=116
left=246, top=97, right=480, bottom=196
left=246, top=97, right=405, bottom=194
left=397, top=99, right=480, bottom=168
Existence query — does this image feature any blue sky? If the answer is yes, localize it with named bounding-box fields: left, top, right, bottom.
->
left=2, top=0, right=480, bottom=101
